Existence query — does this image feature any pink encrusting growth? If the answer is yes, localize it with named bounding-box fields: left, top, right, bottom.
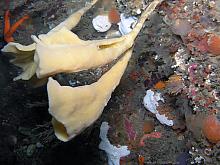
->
left=188, top=64, right=197, bottom=83
left=139, top=132, right=162, bottom=146
left=124, top=118, right=137, bottom=141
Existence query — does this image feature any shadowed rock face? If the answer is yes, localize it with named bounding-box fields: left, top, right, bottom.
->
left=0, top=53, right=11, bottom=89
left=0, top=60, right=7, bottom=89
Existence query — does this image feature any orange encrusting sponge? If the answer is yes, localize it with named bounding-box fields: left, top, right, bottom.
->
left=108, top=8, right=120, bottom=24
left=202, top=115, right=220, bottom=143
left=208, top=35, right=220, bottom=56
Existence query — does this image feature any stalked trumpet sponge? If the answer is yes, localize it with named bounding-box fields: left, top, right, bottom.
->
left=47, top=49, right=132, bottom=141
left=2, top=0, right=162, bottom=81
left=33, top=0, right=162, bottom=78
left=1, top=0, right=163, bottom=142
left=1, top=0, right=99, bottom=81
left=1, top=43, right=36, bottom=80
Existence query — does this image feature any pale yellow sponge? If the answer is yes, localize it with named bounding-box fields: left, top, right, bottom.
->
left=47, top=49, right=132, bottom=141
left=1, top=0, right=99, bottom=80
left=33, top=0, right=163, bottom=78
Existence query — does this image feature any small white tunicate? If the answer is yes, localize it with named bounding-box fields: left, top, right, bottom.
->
left=136, top=9, right=142, bottom=14
left=156, top=113, right=174, bottom=126
left=143, top=90, right=173, bottom=126
left=92, top=15, right=112, bottom=32
left=99, top=122, right=130, bottom=165
left=118, top=14, right=137, bottom=35
left=143, top=90, right=164, bottom=114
